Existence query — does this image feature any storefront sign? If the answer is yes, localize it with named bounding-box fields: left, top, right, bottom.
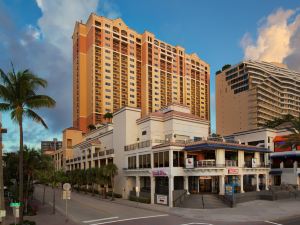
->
left=252, top=158, right=257, bottom=168
left=228, top=168, right=239, bottom=174
left=185, top=158, right=194, bottom=169
left=157, top=195, right=168, bottom=205
left=199, top=176, right=212, bottom=179
left=152, top=170, right=168, bottom=176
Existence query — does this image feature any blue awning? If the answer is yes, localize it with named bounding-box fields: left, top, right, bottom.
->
left=270, top=151, right=300, bottom=159
left=269, top=170, right=282, bottom=175
left=184, top=142, right=271, bottom=153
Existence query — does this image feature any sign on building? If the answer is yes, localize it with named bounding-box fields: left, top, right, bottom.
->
left=252, top=158, right=257, bottom=168
left=156, top=195, right=168, bottom=205
left=228, top=168, right=239, bottom=174
left=185, top=158, right=194, bottom=169
left=152, top=170, right=168, bottom=177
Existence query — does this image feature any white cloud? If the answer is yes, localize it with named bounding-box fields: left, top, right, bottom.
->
left=0, top=0, right=121, bottom=151
left=35, top=0, right=99, bottom=58
left=241, top=8, right=300, bottom=67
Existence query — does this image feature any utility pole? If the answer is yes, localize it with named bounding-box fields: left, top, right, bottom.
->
left=0, top=113, right=7, bottom=224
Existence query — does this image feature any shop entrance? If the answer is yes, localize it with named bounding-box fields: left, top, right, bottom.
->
left=199, top=178, right=212, bottom=192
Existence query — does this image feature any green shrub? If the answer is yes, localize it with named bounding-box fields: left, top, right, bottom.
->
left=10, top=220, right=36, bottom=225
left=129, top=195, right=150, bottom=204
left=106, top=191, right=122, bottom=198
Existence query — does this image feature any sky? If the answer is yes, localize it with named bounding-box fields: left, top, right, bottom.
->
left=0, top=0, right=300, bottom=152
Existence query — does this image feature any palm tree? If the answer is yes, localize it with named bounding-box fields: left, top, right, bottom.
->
left=36, top=154, right=53, bottom=205
left=49, top=170, right=66, bottom=214
left=265, top=114, right=300, bottom=148
left=104, top=164, right=118, bottom=200
left=0, top=66, right=56, bottom=222
left=95, top=167, right=107, bottom=198
left=103, top=112, right=113, bottom=123
left=263, top=114, right=294, bottom=128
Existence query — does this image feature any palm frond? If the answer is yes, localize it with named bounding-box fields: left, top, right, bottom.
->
left=0, top=68, right=13, bottom=87
left=25, top=95, right=56, bottom=109
left=0, top=103, right=11, bottom=111
left=25, top=109, right=48, bottom=128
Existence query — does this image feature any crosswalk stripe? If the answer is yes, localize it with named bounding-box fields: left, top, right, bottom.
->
left=82, top=217, right=119, bottom=223
left=264, top=221, right=282, bottom=225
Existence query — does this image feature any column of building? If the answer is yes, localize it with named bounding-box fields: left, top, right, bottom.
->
left=238, top=150, right=245, bottom=193
left=216, top=149, right=225, bottom=195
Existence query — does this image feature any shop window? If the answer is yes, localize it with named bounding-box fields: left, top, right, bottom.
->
left=154, top=151, right=169, bottom=168
left=139, top=154, right=151, bottom=168
left=173, top=151, right=184, bottom=167
left=128, top=156, right=136, bottom=169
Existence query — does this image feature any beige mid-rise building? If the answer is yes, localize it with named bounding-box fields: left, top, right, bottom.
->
left=216, top=60, right=300, bottom=136
left=73, top=13, right=210, bottom=133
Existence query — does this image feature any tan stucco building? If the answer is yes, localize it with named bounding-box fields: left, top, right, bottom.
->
left=73, top=13, right=210, bottom=133
left=216, top=60, right=300, bottom=136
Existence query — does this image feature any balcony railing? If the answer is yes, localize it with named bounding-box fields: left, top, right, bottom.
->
left=225, top=160, right=237, bottom=167
left=245, top=161, right=270, bottom=168
left=196, top=159, right=216, bottom=167
left=106, top=149, right=114, bottom=155
left=124, top=139, right=164, bottom=151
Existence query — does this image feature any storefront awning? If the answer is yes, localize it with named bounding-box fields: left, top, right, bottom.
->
left=269, top=170, right=282, bottom=175
left=184, top=142, right=271, bottom=153
left=270, top=151, right=300, bottom=159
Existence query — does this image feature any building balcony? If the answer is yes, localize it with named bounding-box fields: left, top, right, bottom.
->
left=225, top=160, right=237, bottom=167
left=195, top=159, right=217, bottom=167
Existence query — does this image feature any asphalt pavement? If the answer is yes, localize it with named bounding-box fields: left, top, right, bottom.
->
left=33, top=185, right=300, bottom=225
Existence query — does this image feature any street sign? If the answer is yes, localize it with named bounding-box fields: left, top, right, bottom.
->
left=0, top=210, right=6, bottom=217
left=63, top=190, right=71, bottom=200
left=63, top=183, right=71, bottom=191
left=10, top=202, right=21, bottom=207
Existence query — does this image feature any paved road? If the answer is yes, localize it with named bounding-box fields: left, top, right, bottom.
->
left=34, top=185, right=300, bottom=225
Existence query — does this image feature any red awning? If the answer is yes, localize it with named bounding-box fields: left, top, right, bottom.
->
left=273, top=136, right=287, bottom=142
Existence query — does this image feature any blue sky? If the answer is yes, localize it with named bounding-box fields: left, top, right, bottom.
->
left=0, top=0, right=299, bottom=151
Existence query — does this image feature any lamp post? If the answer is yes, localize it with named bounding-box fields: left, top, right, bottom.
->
left=0, top=114, right=7, bottom=224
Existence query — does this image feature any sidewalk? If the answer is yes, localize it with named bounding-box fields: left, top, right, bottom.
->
left=4, top=199, right=79, bottom=225
left=90, top=193, right=300, bottom=222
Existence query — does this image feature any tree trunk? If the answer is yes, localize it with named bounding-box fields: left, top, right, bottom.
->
left=52, top=186, right=56, bottom=214
left=0, top=125, right=5, bottom=224
left=42, top=185, right=46, bottom=205
left=24, top=174, right=31, bottom=215
left=18, top=119, right=24, bottom=223
left=111, top=174, right=114, bottom=201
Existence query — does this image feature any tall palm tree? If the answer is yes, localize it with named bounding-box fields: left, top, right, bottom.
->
left=104, top=163, right=118, bottom=200
left=0, top=66, right=55, bottom=222
left=265, top=114, right=300, bottom=148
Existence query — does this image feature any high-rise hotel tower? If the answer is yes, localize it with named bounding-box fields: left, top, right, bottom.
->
left=73, top=13, right=210, bottom=132
left=216, top=60, right=300, bottom=136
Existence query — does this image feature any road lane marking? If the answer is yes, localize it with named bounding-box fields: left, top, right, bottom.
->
left=83, top=217, right=119, bottom=223
left=264, top=221, right=282, bottom=225
left=180, top=223, right=213, bottom=225
left=90, top=214, right=169, bottom=225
